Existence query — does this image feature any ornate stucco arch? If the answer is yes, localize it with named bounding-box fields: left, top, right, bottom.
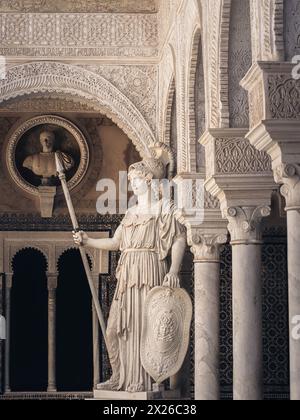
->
left=187, top=25, right=202, bottom=172
left=163, top=76, right=176, bottom=147
left=201, top=0, right=231, bottom=128
left=0, top=62, right=156, bottom=158
left=11, top=246, right=49, bottom=273
left=56, top=247, right=95, bottom=274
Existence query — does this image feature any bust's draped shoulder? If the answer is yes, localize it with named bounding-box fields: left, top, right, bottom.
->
left=23, top=155, right=33, bottom=170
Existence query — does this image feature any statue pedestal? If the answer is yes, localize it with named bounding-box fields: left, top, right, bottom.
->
left=38, top=186, right=56, bottom=218
left=93, top=387, right=180, bottom=401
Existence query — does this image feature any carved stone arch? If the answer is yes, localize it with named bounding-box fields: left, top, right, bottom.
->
left=250, top=0, right=284, bottom=61
left=163, top=76, right=176, bottom=147
left=196, top=0, right=203, bottom=22
left=11, top=246, right=49, bottom=273
left=0, top=62, right=156, bottom=158
left=187, top=26, right=202, bottom=172
left=56, top=247, right=94, bottom=273
left=219, top=0, right=232, bottom=127
left=205, top=0, right=222, bottom=128
left=205, top=0, right=231, bottom=128
left=158, top=40, right=176, bottom=145
left=228, top=0, right=252, bottom=128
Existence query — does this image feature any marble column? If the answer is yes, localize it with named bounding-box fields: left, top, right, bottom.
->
left=190, top=232, right=227, bottom=400
left=0, top=274, right=4, bottom=393
left=226, top=206, right=271, bottom=401
left=276, top=164, right=300, bottom=400
left=92, top=274, right=100, bottom=388
left=4, top=274, right=12, bottom=393
left=47, top=273, right=57, bottom=393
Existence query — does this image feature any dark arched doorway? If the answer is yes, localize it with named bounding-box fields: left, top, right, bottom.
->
left=56, top=249, right=93, bottom=391
left=10, top=248, right=48, bottom=391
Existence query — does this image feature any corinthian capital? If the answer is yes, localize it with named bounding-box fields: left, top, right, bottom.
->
left=226, top=206, right=271, bottom=244
left=188, top=231, right=228, bottom=262
left=274, top=164, right=300, bottom=211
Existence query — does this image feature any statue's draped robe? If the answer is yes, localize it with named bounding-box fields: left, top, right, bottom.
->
left=107, top=201, right=185, bottom=392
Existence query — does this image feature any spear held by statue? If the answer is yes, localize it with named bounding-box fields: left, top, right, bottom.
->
left=55, top=152, right=108, bottom=349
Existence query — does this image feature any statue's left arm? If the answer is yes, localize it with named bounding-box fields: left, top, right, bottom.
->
left=159, top=201, right=187, bottom=288
left=163, top=234, right=186, bottom=288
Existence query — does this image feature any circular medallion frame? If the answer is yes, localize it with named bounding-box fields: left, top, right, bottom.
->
left=5, top=115, right=90, bottom=197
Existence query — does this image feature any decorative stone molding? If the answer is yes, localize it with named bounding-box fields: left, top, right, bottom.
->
left=284, top=0, right=300, bottom=60
left=0, top=62, right=156, bottom=158
left=201, top=128, right=272, bottom=178
left=204, top=191, right=220, bottom=210
left=219, top=0, right=231, bottom=127
left=0, top=1, right=158, bottom=14
left=228, top=0, right=252, bottom=128
left=249, top=80, right=265, bottom=129
left=158, top=43, right=175, bottom=144
left=250, top=0, right=284, bottom=62
left=0, top=12, right=158, bottom=58
left=170, top=0, right=201, bottom=173
left=201, top=128, right=276, bottom=217
left=4, top=115, right=89, bottom=198
left=268, top=75, right=300, bottom=120
left=246, top=120, right=300, bottom=170
left=241, top=62, right=300, bottom=130
left=274, top=164, right=300, bottom=211
left=226, top=205, right=271, bottom=244
left=202, top=0, right=222, bottom=128
left=188, top=26, right=202, bottom=172
left=215, top=137, right=271, bottom=174
left=82, top=64, right=158, bottom=134
left=0, top=95, right=99, bottom=114
left=162, top=76, right=175, bottom=146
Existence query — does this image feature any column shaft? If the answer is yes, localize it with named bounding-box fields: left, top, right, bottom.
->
left=47, top=288, right=57, bottom=392
left=287, top=209, right=300, bottom=400
left=194, top=261, right=220, bottom=400
left=232, top=244, right=263, bottom=400
left=92, top=301, right=100, bottom=388
left=4, top=278, right=11, bottom=393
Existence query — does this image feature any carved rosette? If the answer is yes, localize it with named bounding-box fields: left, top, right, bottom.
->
left=274, top=163, right=300, bottom=211
left=226, top=206, right=271, bottom=244
left=189, top=232, right=228, bottom=262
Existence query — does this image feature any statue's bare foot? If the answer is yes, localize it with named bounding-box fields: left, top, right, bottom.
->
left=96, top=377, right=119, bottom=391
left=127, top=383, right=144, bottom=393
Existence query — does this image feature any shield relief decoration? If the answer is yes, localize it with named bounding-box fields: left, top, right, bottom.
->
left=141, top=286, right=193, bottom=384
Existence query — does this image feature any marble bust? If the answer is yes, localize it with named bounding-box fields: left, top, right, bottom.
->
left=23, top=130, right=74, bottom=186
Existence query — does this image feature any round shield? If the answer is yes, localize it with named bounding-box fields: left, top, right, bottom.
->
left=141, top=286, right=192, bottom=384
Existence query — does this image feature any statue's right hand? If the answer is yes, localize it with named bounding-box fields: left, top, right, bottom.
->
left=73, top=230, right=89, bottom=246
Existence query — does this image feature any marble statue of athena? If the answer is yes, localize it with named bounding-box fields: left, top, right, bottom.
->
left=73, top=145, right=187, bottom=392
